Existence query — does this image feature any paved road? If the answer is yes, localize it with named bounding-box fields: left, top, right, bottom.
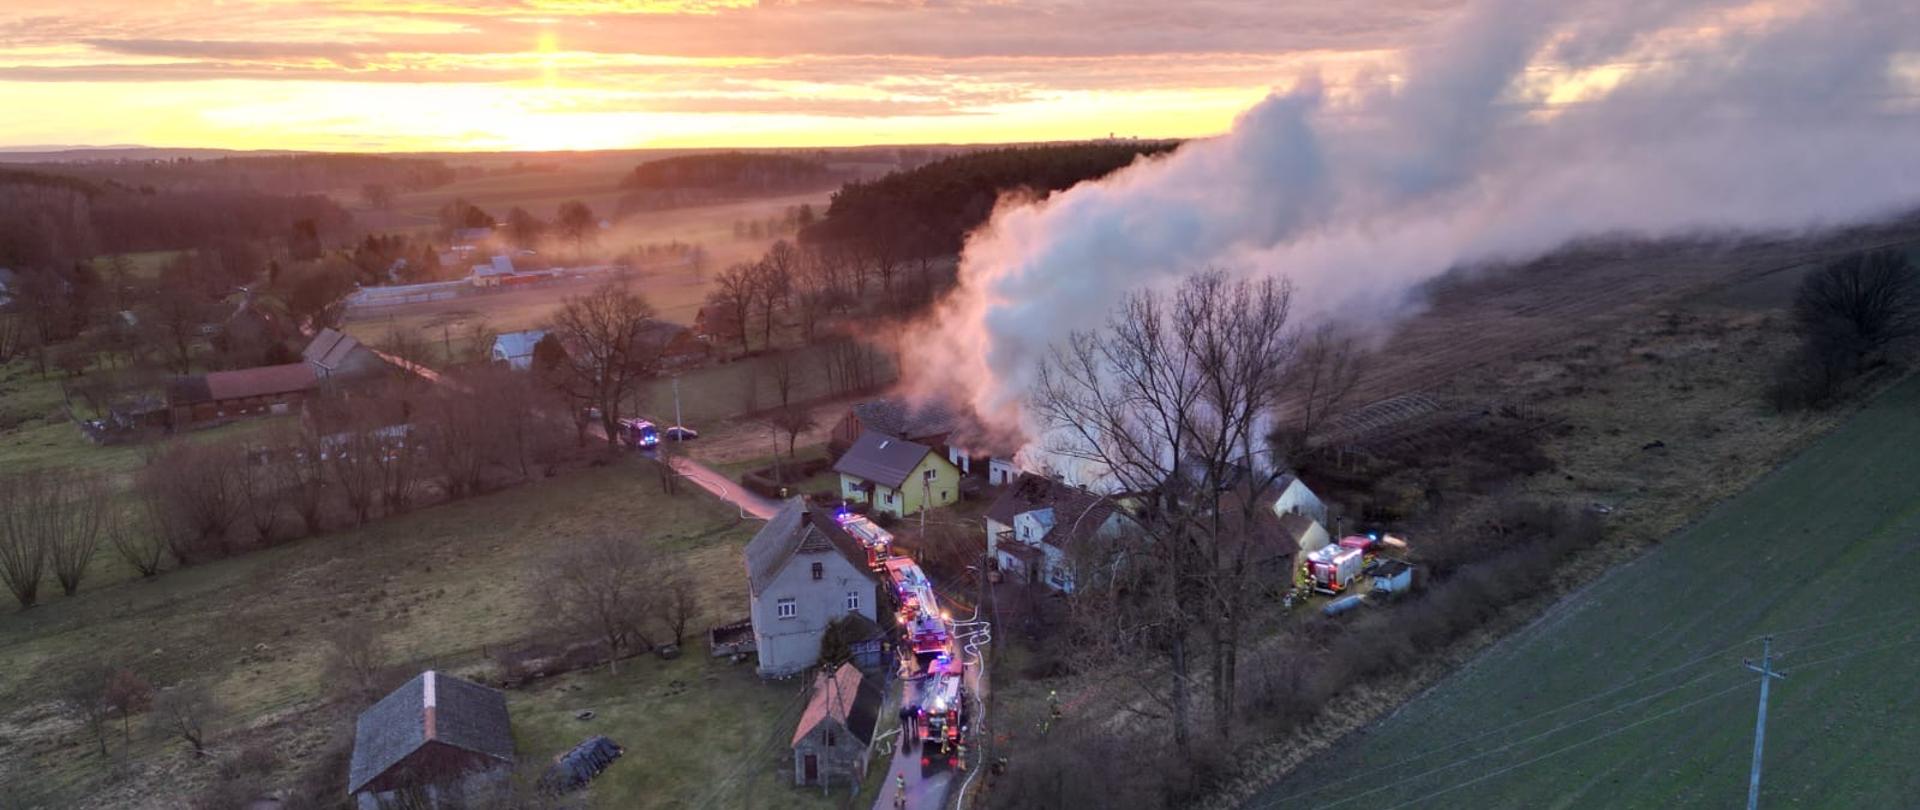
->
left=874, top=672, right=960, bottom=810
left=668, top=451, right=782, bottom=519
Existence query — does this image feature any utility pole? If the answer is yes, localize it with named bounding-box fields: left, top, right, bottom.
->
left=1744, top=636, right=1786, bottom=810
left=672, top=374, right=682, bottom=430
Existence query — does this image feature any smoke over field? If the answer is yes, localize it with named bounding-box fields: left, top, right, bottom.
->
left=906, top=0, right=1920, bottom=451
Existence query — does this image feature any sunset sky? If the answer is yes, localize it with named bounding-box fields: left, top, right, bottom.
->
left=0, top=0, right=1461, bottom=152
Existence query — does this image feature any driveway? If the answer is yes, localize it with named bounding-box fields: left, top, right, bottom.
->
left=667, top=451, right=782, bottom=519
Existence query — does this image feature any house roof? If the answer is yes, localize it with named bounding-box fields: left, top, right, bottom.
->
left=744, top=499, right=876, bottom=597
left=986, top=473, right=1120, bottom=550
left=302, top=327, right=367, bottom=371
left=833, top=431, right=938, bottom=490
left=850, top=397, right=960, bottom=443
left=166, top=363, right=317, bottom=405
left=493, top=329, right=548, bottom=359
left=348, top=670, right=514, bottom=795
left=635, top=319, right=695, bottom=353
left=1275, top=512, right=1322, bottom=546
left=791, top=663, right=885, bottom=749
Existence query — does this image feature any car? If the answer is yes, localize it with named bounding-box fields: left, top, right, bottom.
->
left=663, top=425, right=700, bottom=441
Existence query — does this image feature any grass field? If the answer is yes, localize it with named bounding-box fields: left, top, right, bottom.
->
left=1254, top=373, right=1920, bottom=809
left=0, top=457, right=848, bottom=808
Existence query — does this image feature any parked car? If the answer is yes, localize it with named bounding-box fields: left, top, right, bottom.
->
left=664, top=425, right=700, bottom=441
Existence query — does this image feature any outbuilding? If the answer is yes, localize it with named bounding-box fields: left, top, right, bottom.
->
left=1371, top=559, right=1416, bottom=595
left=790, top=662, right=884, bottom=789
left=348, top=670, right=514, bottom=809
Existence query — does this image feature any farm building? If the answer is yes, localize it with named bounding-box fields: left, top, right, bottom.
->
left=791, top=662, right=884, bottom=789
left=491, top=329, right=548, bottom=370
left=985, top=473, right=1129, bottom=592
left=635, top=318, right=711, bottom=369
left=166, top=362, right=317, bottom=428
left=469, top=255, right=515, bottom=287
left=987, top=456, right=1019, bottom=486
left=834, top=431, right=962, bottom=519
left=746, top=499, right=880, bottom=678
left=348, top=670, right=514, bottom=810
left=1278, top=511, right=1331, bottom=555
left=303, top=327, right=389, bottom=382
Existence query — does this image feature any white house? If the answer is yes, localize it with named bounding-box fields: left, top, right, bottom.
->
left=1270, top=473, right=1328, bottom=526
left=985, top=473, right=1128, bottom=592
left=745, top=500, right=880, bottom=678
left=491, top=329, right=548, bottom=370
left=987, top=457, right=1019, bottom=487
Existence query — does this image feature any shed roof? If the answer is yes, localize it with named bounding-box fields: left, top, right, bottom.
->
left=302, top=327, right=368, bottom=371
left=791, top=663, right=885, bottom=748
left=493, top=329, right=548, bottom=360
left=850, top=397, right=959, bottom=443
left=167, top=363, right=317, bottom=405
left=348, top=670, right=514, bottom=795
left=744, top=499, right=876, bottom=596
left=833, top=431, right=937, bottom=489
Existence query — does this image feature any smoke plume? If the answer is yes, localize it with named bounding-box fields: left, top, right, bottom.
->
left=905, top=0, right=1920, bottom=455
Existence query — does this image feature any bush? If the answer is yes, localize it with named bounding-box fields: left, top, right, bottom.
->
left=216, top=740, right=278, bottom=780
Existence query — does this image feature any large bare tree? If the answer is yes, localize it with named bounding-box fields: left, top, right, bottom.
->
left=538, top=534, right=661, bottom=673
left=1034, top=270, right=1297, bottom=755
left=550, top=281, right=665, bottom=446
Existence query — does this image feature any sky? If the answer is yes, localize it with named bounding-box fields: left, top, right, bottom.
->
left=0, top=0, right=1470, bottom=152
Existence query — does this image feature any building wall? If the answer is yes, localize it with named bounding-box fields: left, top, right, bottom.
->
left=751, top=549, right=877, bottom=678
left=1273, top=480, right=1328, bottom=525
left=791, top=721, right=868, bottom=788
left=897, top=454, right=960, bottom=516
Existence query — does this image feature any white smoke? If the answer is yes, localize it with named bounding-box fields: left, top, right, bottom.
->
left=906, top=0, right=1920, bottom=454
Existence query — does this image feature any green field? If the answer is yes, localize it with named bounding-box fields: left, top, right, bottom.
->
left=0, top=458, right=840, bottom=808
left=1252, top=373, right=1920, bottom=809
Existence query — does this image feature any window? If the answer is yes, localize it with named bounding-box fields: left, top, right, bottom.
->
left=826, top=729, right=836, bottom=747
left=884, top=491, right=894, bottom=505
left=811, top=562, right=824, bottom=580
left=924, top=469, right=936, bottom=483
left=777, top=598, right=796, bottom=619
left=846, top=591, right=861, bottom=612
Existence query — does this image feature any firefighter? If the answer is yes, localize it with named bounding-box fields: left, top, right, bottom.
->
left=956, top=739, right=969, bottom=771
left=894, top=772, right=907, bottom=809
left=1048, top=690, right=1062, bottom=721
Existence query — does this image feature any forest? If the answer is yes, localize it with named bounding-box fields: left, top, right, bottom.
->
left=800, top=140, right=1178, bottom=257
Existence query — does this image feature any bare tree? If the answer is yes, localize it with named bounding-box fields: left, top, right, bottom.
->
left=47, top=472, right=108, bottom=596
left=657, top=560, right=698, bottom=648
left=322, top=622, right=390, bottom=707
left=539, top=534, right=661, bottom=673
left=102, top=667, right=154, bottom=743
left=1273, top=326, right=1369, bottom=460
left=1033, top=270, right=1297, bottom=754
left=152, top=682, right=220, bottom=757
left=705, top=263, right=759, bottom=354
left=549, top=281, right=664, bottom=446
left=238, top=443, right=283, bottom=544
left=109, top=503, right=168, bottom=577
left=62, top=660, right=115, bottom=756
left=0, top=473, right=55, bottom=608
left=557, top=200, right=598, bottom=257
left=138, top=443, right=246, bottom=562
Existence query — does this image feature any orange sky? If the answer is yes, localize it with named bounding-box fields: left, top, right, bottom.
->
left=0, top=0, right=1444, bottom=151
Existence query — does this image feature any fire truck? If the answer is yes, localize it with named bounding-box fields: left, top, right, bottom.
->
left=836, top=512, right=895, bottom=570
left=912, top=671, right=969, bottom=774
left=615, top=418, right=659, bottom=448
left=1303, top=544, right=1365, bottom=595
left=884, top=558, right=953, bottom=665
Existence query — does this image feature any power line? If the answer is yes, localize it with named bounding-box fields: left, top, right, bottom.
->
left=1249, top=607, right=1920, bottom=809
